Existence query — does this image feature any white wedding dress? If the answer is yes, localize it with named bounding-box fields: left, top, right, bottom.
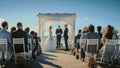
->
left=44, top=30, right=56, bottom=52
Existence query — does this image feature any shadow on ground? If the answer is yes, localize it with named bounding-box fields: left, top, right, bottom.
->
left=4, top=62, right=43, bottom=68
left=3, top=52, right=62, bottom=68
left=38, top=53, right=62, bottom=68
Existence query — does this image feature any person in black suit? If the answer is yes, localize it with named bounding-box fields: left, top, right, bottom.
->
left=56, top=25, right=62, bottom=48
left=63, top=24, right=69, bottom=51
left=12, top=22, right=28, bottom=53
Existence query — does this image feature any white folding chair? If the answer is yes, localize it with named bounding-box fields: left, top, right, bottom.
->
left=79, top=39, right=86, bottom=60
left=76, top=39, right=80, bottom=43
left=117, top=40, right=120, bottom=51
left=27, top=39, right=32, bottom=59
left=100, top=39, right=117, bottom=63
left=85, top=39, right=99, bottom=63
left=0, top=39, right=10, bottom=65
left=74, top=39, right=80, bottom=59
left=76, top=39, right=80, bottom=48
left=80, top=39, right=86, bottom=50
left=33, top=39, right=36, bottom=49
left=86, top=39, right=99, bottom=53
left=12, top=38, right=26, bottom=63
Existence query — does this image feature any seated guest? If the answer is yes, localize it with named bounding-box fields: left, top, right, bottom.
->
left=74, top=29, right=81, bottom=45
left=96, top=26, right=103, bottom=49
left=80, top=27, right=89, bottom=61
left=35, top=32, right=42, bottom=55
left=111, top=26, right=118, bottom=39
left=10, top=27, right=16, bottom=33
left=25, top=27, right=33, bottom=39
left=80, top=26, right=89, bottom=51
left=30, top=31, right=35, bottom=49
left=0, top=21, right=11, bottom=61
left=74, top=29, right=81, bottom=51
left=97, top=26, right=102, bottom=38
left=0, top=21, right=11, bottom=45
left=87, top=24, right=100, bottom=39
left=100, top=25, right=117, bottom=53
left=25, top=27, right=33, bottom=50
left=72, top=29, right=81, bottom=55
left=30, top=31, right=37, bottom=59
left=86, top=24, right=100, bottom=53
left=12, top=22, right=28, bottom=53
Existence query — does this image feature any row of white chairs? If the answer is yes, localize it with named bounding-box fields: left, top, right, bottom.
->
left=0, top=38, right=36, bottom=65
left=76, top=39, right=120, bottom=63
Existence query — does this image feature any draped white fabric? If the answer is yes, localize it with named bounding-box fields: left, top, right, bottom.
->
left=37, top=13, right=76, bottom=46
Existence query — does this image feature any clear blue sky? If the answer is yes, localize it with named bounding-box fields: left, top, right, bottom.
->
left=0, top=0, right=120, bottom=34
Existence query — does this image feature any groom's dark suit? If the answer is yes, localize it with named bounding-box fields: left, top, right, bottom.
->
left=56, top=28, right=62, bottom=48
left=63, top=28, right=69, bottom=50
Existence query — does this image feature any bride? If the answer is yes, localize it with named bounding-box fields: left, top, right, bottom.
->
left=44, top=26, right=56, bottom=52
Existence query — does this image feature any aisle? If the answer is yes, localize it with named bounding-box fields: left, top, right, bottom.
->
left=3, top=50, right=89, bottom=68
left=39, top=50, right=88, bottom=68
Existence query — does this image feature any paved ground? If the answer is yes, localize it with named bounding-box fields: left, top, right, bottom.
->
left=3, top=50, right=89, bottom=68
left=39, top=50, right=88, bottom=68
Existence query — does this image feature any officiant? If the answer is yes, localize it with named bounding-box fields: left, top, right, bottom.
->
left=56, top=25, right=62, bottom=48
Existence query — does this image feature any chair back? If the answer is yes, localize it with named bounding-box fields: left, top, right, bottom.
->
left=103, top=39, right=117, bottom=54
left=28, top=39, right=32, bottom=50
left=80, top=39, right=86, bottom=45
left=13, top=38, right=25, bottom=52
left=86, top=39, right=99, bottom=53
left=117, top=40, right=120, bottom=50
left=12, top=38, right=27, bottom=63
left=76, top=39, right=80, bottom=43
left=0, top=39, right=8, bottom=52
left=80, top=39, right=86, bottom=50
left=0, top=39, right=8, bottom=60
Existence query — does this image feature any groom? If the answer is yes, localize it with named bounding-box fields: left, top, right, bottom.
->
left=63, top=24, right=69, bottom=51
left=56, top=25, right=62, bottom=48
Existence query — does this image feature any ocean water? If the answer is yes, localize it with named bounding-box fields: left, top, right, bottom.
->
left=43, top=36, right=66, bottom=46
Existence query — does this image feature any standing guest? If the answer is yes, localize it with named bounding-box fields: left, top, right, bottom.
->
left=56, top=25, right=62, bottom=48
left=63, top=24, right=69, bottom=51
left=12, top=22, right=28, bottom=53
left=11, top=27, right=16, bottom=33
left=0, top=21, right=11, bottom=61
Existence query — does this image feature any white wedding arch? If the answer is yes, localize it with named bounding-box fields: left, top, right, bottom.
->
left=37, top=13, right=76, bottom=46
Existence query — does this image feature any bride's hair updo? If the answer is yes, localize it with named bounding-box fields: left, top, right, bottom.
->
left=49, top=26, right=52, bottom=30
